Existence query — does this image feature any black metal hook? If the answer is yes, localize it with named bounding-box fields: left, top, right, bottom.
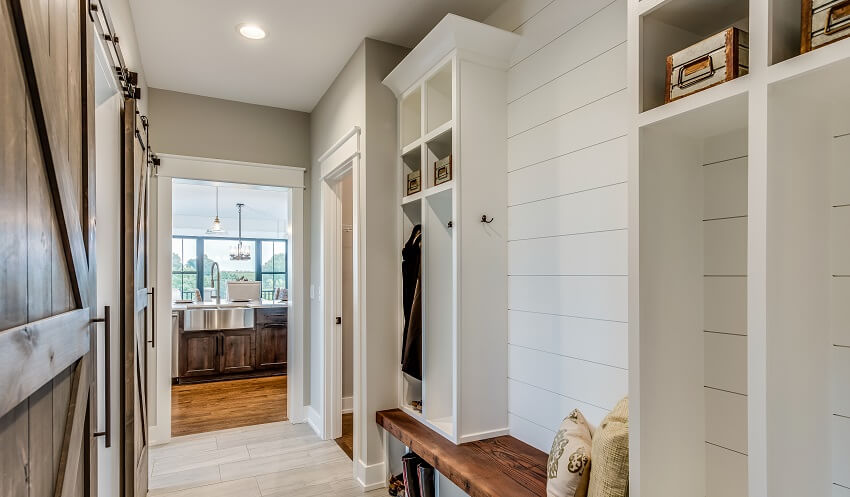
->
left=481, top=215, right=494, bottom=224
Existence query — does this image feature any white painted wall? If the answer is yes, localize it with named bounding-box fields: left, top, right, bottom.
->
left=831, top=132, right=850, bottom=495
left=702, top=130, right=748, bottom=497
left=486, top=0, right=629, bottom=451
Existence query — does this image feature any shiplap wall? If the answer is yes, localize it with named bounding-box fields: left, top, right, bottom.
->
left=486, top=0, right=628, bottom=450
left=702, top=131, right=748, bottom=497
left=830, top=131, right=850, bottom=496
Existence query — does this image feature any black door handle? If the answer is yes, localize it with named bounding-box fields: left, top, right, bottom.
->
left=92, top=306, right=111, bottom=448
left=147, top=287, right=155, bottom=348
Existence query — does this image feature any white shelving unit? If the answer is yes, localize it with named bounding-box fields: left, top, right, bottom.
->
left=383, top=14, right=519, bottom=444
left=629, top=1, right=850, bottom=496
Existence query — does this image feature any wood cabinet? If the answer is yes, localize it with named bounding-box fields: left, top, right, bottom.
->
left=256, top=308, right=287, bottom=372
left=221, top=330, right=255, bottom=374
left=256, top=323, right=287, bottom=370
left=180, top=331, right=220, bottom=378
left=177, top=307, right=287, bottom=383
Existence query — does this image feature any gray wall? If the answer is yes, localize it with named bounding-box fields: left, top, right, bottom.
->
left=308, top=38, right=407, bottom=473
left=148, top=88, right=310, bottom=167
left=308, top=41, right=366, bottom=409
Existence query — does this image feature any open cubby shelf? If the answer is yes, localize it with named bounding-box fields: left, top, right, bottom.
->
left=630, top=2, right=850, bottom=496
left=637, top=0, right=850, bottom=115
left=638, top=0, right=749, bottom=112
left=384, top=14, right=517, bottom=446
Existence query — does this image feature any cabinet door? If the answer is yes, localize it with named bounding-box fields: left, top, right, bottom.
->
left=221, top=329, right=255, bottom=374
left=180, top=331, right=219, bottom=377
left=256, top=322, right=287, bottom=371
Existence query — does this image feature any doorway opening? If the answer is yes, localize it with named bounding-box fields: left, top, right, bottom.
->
left=168, top=178, right=292, bottom=437
left=334, top=172, right=355, bottom=459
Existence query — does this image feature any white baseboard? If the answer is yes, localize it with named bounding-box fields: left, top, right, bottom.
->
left=355, top=458, right=386, bottom=491
left=457, top=427, right=511, bottom=444
left=148, top=424, right=172, bottom=446
left=306, top=405, right=322, bottom=438
left=342, top=396, right=353, bottom=414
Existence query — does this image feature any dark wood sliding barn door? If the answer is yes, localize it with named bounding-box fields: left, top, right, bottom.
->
left=0, top=0, right=98, bottom=496
left=122, top=96, right=150, bottom=497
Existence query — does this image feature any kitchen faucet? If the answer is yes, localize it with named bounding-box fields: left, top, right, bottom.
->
left=210, top=262, right=221, bottom=305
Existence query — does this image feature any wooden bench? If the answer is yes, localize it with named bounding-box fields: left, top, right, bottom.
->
left=376, top=409, right=547, bottom=497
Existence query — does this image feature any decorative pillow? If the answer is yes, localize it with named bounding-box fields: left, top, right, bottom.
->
left=547, top=409, right=593, bottom=497
left=587, top=397, right=629, bottom=497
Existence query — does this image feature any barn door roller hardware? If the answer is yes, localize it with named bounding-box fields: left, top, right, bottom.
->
left=88, top=0, right=141, bottom=99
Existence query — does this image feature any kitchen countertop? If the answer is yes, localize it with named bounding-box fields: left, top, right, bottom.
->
left=171, top=299, right=290, bottom=311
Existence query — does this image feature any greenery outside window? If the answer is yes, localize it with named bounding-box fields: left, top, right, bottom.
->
left=170, top=236, right=288, bottom=301
left=172, top=237, right=198, bottom=300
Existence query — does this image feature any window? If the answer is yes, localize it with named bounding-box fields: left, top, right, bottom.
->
left=172, top=237, right=198, bottom=300
left=260, top=240, right=288, bottom=300
left=202, top=238, right=255, bottom=300
left=170, top=236, right=288, bottom=301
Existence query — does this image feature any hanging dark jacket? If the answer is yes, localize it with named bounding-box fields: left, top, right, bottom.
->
left=401, top=225, right=422, bottom=380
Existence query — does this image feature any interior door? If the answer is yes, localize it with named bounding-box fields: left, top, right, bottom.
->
left=0, top=0, right=98, bottom=496
left=122, top=96, right=150, bottom=497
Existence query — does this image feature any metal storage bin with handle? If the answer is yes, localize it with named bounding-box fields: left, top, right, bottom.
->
left=803, top=0, right=850, bottom=52
left=665, top=27, right=749, bottom=104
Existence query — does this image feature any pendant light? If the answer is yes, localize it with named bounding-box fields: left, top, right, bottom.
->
left=206, top=187, right=226, bottom=234
left=230, top=203, right=252, bottom=261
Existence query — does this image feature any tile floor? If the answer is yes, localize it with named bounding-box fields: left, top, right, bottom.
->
left=148, top=421, right=387, bottom=497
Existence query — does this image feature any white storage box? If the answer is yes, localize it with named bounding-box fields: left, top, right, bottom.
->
left=226, top=281, right=261, bottom=301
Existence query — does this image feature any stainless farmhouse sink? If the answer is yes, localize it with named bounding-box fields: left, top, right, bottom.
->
left=183, top=306, right=254, bottom=331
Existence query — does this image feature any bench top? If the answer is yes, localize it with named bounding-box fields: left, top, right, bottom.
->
left=376, top=409, right=547, bottom=497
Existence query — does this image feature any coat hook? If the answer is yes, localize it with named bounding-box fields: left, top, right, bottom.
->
left=447, top=221, right=453, bottom=229
left=481, top=215, right=494, bottom=224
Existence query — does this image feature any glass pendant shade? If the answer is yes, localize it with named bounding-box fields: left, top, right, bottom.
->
left=207, top=215, right=225, bottom=234
left=206, top=187, right=226, bottom=234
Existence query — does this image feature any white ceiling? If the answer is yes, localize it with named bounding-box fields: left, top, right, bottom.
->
left=129, top=0, right=506, bottom=112
left=172, top=179, right=290, bottom=238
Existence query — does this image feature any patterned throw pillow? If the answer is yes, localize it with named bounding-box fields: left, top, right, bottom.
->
left=547, top=409, right=593, bottom=497
left=587, top=397, right=629, bottom=497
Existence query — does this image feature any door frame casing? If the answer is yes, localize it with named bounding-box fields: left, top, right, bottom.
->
left=151, top=154, right=307, bottom=444
left=317, top=127, right=363, bottom=481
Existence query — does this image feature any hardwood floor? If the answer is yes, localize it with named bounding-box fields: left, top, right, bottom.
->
left=172, top=376, right=288, bottom=437
left=334, top=413, right=354, bottom=460
left=148, top=421, right=383, bottom=497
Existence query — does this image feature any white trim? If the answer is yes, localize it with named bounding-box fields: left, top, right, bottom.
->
left=318, top=129, right=363, bottom=463
left=457, top=427, right=511, bottom=444
left=157, top=154, right=306, bottom=189
left=150, top=177, right=173, bottom=446
left=317, top=126, right=361, bottom=164
left=306, top=405, right=322, bottom=437
left=342, top=396, right=353, bottom=415
left=152, top=156, right=308, bottom=443
left=355, top=460, right=386, bottom=491
left=288, top=187, right=307, bottom=424
left=157, top=153, right=307, bottom=172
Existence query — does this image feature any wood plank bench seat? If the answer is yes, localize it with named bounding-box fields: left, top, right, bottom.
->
left=376, top=409, right=547, bottom=497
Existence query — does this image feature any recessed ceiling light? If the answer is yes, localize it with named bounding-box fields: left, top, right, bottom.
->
left=238, top=24, right=266, bottom=40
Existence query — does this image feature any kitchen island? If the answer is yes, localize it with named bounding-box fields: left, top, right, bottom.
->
left=172, top=301, right=288, bottom=384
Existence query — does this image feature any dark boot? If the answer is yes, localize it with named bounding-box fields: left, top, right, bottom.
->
left=417, top=461, right=435, bottom=497
left=401, top=452, right=423, bottom=497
